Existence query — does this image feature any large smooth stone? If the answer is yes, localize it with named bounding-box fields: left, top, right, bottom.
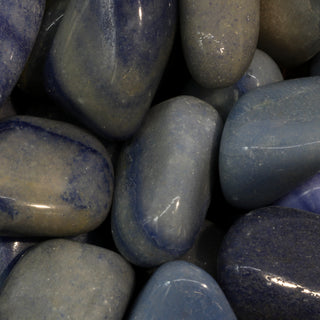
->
left=258, top=0, right=320, bottom=67
left=180, top=0, right=260, bottom=88
left=129, top=260, right=236, bottom=320
left=0, top=239, right=134, bottom=320
left=0, top=116, right=113, bottom=236
left=218, top=206, right=320, bottom=320
left=219, top=76, right=320, bottom=209
left=112, top=96, right=222, bottom=267
left=0, top=0, right=45, bottom=107
left=45, top=0, right=177, bottom=140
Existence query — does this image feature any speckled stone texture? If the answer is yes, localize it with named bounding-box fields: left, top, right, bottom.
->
left=218, top=206, right=320, bottom=320
left=258, top=0, right=320, bottom=67
left=45, top=0, right=177, bottom=140
left=219, top=76, right=320, bottom=209
left=112, top=96, right=222, bottom=267
left=129, top=260, right=236, bottom=320
left=0, top=116, right=114, bottom=237
left=0, top=239, right=135, bottom=320
left=180, top=0, right=259, bottom=88
left=0, top=0, right=45, bottom=107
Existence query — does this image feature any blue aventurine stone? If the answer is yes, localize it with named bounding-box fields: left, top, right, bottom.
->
left=218, top=206, right=320, bottom=320
left=129, top=260, right=236, bottom=320
left=0, top=116, right=114, bottom=237
left=219, top=76, right=320, bottom=209
left=0, top=0, right=45, bottom=107
left=45, top=0, right=177, bottom=140
left=112, top=96, right=222, bottom=267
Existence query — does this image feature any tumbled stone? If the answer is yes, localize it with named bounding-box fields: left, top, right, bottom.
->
left=219, top=76, right=320, bottom=209
left=180, top=0, right=260, bottom=88
left=0, top=0, right=45, bottom=107
left=112, top=96, right=222, bottom=267
left=0, top=116, right=114, bottom=236
left=129, top=260, right=236, bottom=320
left=258, top=0, right=320, bottom=67
left=45, top=0, right=177, bottom=140
left=218, top=206, right=320, bottom=320
left=0, top=239, right=134, bottom=320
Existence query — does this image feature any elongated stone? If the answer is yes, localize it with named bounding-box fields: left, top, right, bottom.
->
left=46, top=0, right=177, bottom=140
left=112, top=96, right=222, bottom=267
left=0, top=239, right=134, bottom=320
left=129, top=260, right=236, bottom=320
left=0, top=0, right=45, bottom=107
left=219, top=76, right=320, bottom=209
left=0, top=116, right=113, bottom=237
left=218, top=206, right=320, bottom=320
left=180, top=0, right=259, bottom=88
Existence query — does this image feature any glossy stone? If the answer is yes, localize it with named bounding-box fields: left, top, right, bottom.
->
left=112, top=96, right=222, bottom=267
left=180, top=0, right=260, bottom=88
left=219, top=76, right=320, bottom=209
left=129, top=260, right=236, bottom=320
left=218, top=206, right=320, bottom=320
left=0, top=116, right=114, bottom=237
left=259, top=0, right=320, bottom=67
left=46, top=0, right=177, bottom=140
left=0, top=0, right=45, bottom=107
left=0, top=239, right=134, bottom=320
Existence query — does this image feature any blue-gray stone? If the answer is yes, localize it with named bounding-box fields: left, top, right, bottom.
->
left=218, top=206, right=320, bottom=320
left=0, top=239, right=134, bottom=320
left=45, top=0, right=177, bottom=140
left=0, top=116, right=114, bottom=237
left=129, top=260, right=236, bottom=320
left=180, top=0, right=260, bottom=88
left=0, top=0, right=45, bottom=107
left=112, top=96, right=222, bottom=267
left=219, top=76, right=320, bottom=209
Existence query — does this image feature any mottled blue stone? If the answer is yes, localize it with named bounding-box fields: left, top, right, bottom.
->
left=129, top=260, right=236, bottom=320
left=219, top=76, right=320, bottom=209
left=218, top=206, right=320, bottom=320
left=0, top=116, right=114, bottom=236
left=0, top=0, right=45, bottom=107
left=112, top=96, right=222, bottom=267
left=0, top=239, right=135, bottom=319
left=45, top=0, right=177, bottom=140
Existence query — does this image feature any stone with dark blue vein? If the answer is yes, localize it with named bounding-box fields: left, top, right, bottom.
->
left=45, top=0, right=177, bottom=140
left=0, top=239, right=134, bottom=320
left=111, top=96, right=222, bottom=267
left=128, top=260, right=236, bottom=320
left=0, top=116, right=114, bottom=237
left=218, top=206, right=320, bottom=320
left=0, top=0, right=45, bottom=107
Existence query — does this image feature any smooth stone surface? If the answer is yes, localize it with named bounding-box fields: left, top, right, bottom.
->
left=46, top=0, right=177, bottom=140
left=219, top=76, right=320, bottom=209
left=218, top=206, right=320, bottom=320
left=180, top=0, right=260, bottom=88
left=258, top=0, right=320, bottom=67
left=129, top=260, right=236, bottom=320
left=0, top=0, right=45, bottom=107
left=0, top=116, right=114, bottom=236
left=0, top=239, right=134, bottom=320
left=112, top=96, right=222, bottom=267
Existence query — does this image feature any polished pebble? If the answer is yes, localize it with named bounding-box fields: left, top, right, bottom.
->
left=219, top=76, right=320, bottom=209
left=0, top=239, right=134, bottom=320
left=0, top=0, right=45, bottom=107
left=218, top=206, right=320, bottom=320
left=45, top=0, right=177, bottom=140
left=112, top=96, right=222, bottom=267
left=129, top=260, right=236, bottom=320
left=180, top=0, right=259, bottom=88
left=258, top=0, right=320, bottom=67
left=0, top=116, right=113, bottom=237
